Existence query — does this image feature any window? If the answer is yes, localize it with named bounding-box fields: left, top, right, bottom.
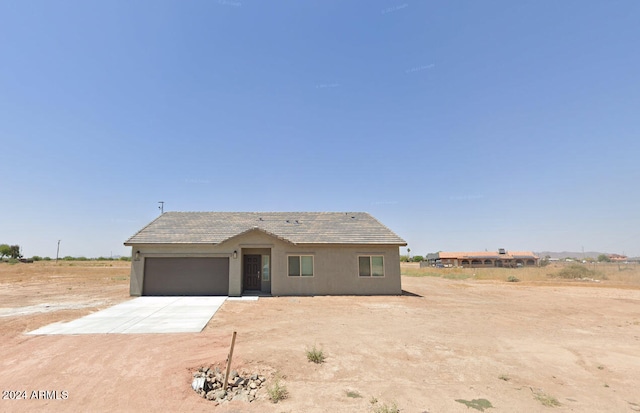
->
left=359, top=255, right=384, bottom=277
left=288, top=255, right=313, bottom=277
left=262, top=255, right=270, bottom=281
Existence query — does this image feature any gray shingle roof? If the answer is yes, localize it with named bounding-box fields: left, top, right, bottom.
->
left=124, top=212, right=406, bottom=246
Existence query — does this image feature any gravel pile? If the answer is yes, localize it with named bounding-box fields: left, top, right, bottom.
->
left=192, top=366, right=266, bottom=404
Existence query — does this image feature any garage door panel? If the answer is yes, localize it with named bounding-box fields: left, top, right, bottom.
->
left=143, top=257, right=229, bottom=296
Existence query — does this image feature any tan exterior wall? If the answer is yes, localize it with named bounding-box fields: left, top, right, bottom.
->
left=128, top=244, right=235, bottom=296
left=128, top=230, right=402, bottom=296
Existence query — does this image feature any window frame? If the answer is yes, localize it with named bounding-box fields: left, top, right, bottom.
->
left=358, top=255, right=385, bottom=277
left=287, top=255, right=314, bottom=277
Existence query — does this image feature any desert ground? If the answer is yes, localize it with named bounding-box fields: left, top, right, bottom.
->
left=1, top=260, right=639, bottom=412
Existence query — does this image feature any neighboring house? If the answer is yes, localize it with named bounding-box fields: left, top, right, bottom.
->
left=424, top=249, right=539, bottom=268
left=608, top=254, right=628, bottom=262
left=124, top=212, right=407, bottom=296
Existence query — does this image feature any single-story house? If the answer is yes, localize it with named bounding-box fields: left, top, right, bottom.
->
left=424, top=249, right=539, bottom=268
left=124, top=212, right=407, bottom=296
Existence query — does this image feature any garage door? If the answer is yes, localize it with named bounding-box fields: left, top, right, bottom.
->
left=143, top=257, right=229, bottom=296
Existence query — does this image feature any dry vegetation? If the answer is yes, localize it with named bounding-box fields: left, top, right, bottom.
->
left=402, top=261, right=640, bottom=288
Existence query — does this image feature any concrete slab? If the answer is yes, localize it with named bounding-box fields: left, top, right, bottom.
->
left=27, top=296, right=228, bottom=335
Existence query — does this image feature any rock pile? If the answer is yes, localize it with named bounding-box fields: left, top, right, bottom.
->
left=192, top=366, right=266, bottom=403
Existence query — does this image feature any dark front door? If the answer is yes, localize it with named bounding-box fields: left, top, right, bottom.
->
left=243, top=255, right=261, bottom=291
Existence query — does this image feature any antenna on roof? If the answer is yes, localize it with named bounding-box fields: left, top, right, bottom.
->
left=158, top=201, right=164, bottom=214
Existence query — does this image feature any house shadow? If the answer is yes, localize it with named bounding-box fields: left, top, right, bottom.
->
left=401, top=290, right=423, bottom=297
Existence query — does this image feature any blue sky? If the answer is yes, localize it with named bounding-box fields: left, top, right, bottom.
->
left=1, top=0, right=639, bottom=258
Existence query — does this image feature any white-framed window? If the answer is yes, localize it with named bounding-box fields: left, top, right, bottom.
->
left=359, top=255, right=384, bottom=277
left=288, top=255, right=314, bottom=277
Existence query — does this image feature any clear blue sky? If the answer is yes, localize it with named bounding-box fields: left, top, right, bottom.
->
left=1, top=1, right=639, bottom=258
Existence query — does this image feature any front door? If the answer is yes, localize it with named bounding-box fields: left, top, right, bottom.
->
left=243, top=255, right=261, bottom=291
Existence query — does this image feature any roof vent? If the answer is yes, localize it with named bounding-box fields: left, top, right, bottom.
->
left=498, top=248, right=506, bottom=255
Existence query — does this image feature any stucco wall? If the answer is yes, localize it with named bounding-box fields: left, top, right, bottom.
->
left=128, top=229, right=402, bottom=296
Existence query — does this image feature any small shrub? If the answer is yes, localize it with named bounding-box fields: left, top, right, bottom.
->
left=498, top=374, right=510, bottom=381
left=371, top=400, right=400, bottom=413
left=346, top=390, right=362, bottom=398
left=43, top=257, right=51, bottom=261
left=306, top=345, right=325, bottom=364
left=31, top=256, right=42, bottom=261
left=532, top=390, right=560, bottom=407
left=8, top=258, right=20, bottom=265
left=507, top=276, right=520, bottom=282
left=267, top=375, right=288, bottom=403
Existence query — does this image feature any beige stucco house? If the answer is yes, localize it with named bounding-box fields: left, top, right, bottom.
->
left=124, top=212, right=407, bottom=296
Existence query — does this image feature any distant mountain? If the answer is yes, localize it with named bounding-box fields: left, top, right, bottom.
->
left=535, top=251, right=608, bottom=259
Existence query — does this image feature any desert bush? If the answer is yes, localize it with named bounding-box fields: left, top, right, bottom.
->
left=507, top=275, right=520, bottom=282
left=532, top=389, right=561, bottom=407
left=266, top=375, right=288, bottom=403
left=31, top=256, right=42, bottom=261
left=371, top=400, right=400, bottom=413
left=119, top=256, right=131, bottom=261
left=555, top=264, right=601, bottom=279
left=412, top=255, right=424, bottom=262
left=306, top=345, right=325, bottom=364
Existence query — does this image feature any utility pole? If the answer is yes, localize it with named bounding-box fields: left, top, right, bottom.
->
left=158, top=201, right=165, bottom=214
left=56, top=240, right=61, bottom=262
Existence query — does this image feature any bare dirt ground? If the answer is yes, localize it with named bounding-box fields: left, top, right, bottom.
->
left=1, top=261, right=640, bottom=412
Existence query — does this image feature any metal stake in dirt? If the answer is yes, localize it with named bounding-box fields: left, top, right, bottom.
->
left=223, top=331, right=237, bottom=390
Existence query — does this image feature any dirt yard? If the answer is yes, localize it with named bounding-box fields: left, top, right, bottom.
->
left=1, top=261, right=639, bottom=412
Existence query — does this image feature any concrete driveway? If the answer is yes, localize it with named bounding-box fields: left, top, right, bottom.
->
left=27, top=296, right=228, bottom=335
